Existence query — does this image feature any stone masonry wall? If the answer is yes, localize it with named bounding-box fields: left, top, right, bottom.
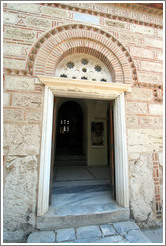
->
left=3, top=74, right=44, bottom=242
left=3, top=2, right=163, bottom=241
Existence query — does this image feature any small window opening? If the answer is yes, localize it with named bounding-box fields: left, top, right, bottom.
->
left=60, top=74, right=67, bottom=78
left=60, top=119, right=70, bottom=133
left=101, top=78, right=107, bottom=82
left=95, top=65, right=102, bottom=72
left=82, top=68, right=87, bottom=73
left=81, top=58, right=88, bottom=65
left=67, top=62, right=74, bottom=69
left=81, top=76, right=87, bottom=80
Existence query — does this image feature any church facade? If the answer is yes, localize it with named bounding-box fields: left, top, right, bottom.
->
left=3, top=2, right=163, bottom=242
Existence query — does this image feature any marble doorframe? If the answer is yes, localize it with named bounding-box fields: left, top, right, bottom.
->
left=37, top=78, right=130, bottom=216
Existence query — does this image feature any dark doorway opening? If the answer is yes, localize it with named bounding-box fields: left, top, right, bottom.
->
left=49, top=98, right=116, bottom=206
left=56, top=101, right=83, bottom=156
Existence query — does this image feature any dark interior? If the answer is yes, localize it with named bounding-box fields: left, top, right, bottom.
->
left=56, top=101, right=83, bottom=155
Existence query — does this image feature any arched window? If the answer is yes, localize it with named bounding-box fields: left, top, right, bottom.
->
left=55, top=54, right=112, bottom=82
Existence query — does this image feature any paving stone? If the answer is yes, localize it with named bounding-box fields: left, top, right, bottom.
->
left=125, top=230, right=152, bottom=243
left=93, top=235, right=123, bottom=243
left=76, top=225, right=101, bottom=239
left=74, top=237, right=100, bottom=243
left=58, top=241, right=74, bottom=243
left=141, top=228, right=163, bottom=243
left=27, top=231, right=55, bottom=243
left=56, top=228, right=75, bottom=242
left=113, top=221, right=139, bottom=235
left=100, top=224, right=116, bottom=236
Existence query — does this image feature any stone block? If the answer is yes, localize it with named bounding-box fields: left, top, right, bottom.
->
left=12, top=93, right=43, bottom=108
left=3, top=43, right=31, bottom=56
left=3, top=108, right=24, bottom=121
left=130, top=23, right=154, bottom=36
left=127, top=129, right=163, bottom=153
left=3, top=156, right=38, bottom=240
left=138, top=73, right=162, bottom=85
left=126, top=87, right=153, bottom=101
left=3, top=92, right=10, bottom=106
left=7, top=3, right=40, bottom=13
left=4, top=43, right=22, bottom=56
left=157, top=52, right=163, bottom=61
left=5, top=76, right=35, bottom=91
left=126, top=101, right=148, bottom=114
left=129, top=46, right=154, bottom=59
left=125, top=230, right=151, bottom=243
left=76, top=225, right=101, bottom=239
left=143, top=37, right=163, bottom=49
left=149, top=104, right=163, bottom=115
left=93, top=235, right=124, bottom=243
left=27, top=231, right=55, bottom=243
left=157, top=29, right=163, bottom=38
left=113, top=221, right=139, bottom=235
left=3, top=58, right=26, bottom=70
left=4, top=229, right=27, bottom=243
left=26, top=110, right=42, bottom=122
left=159, top=151, right=163, bottom=166
left=3, top=12, right=51, bottom=30
left=105, top=19, right=125, bottom=28
left=40, top=6, right=67, bottom=17
left=56, top=228, right=75, bottom=242
left=140, top=61, right=163, bottom=73
left=126, top=116, right=138, bottom=127
left=139, top=117, right=163, bottom=128
left=141, top=228, right=163, bottom=243
left=3, top=123, right=41, bottom=155
left=74, top=238, right=99, bottom=243
left=119, top=32, right=143, bottom=45
left=5, top=27, right=35, bottom=42
left=26, top=16, right=51, bottom=28
left=3, top=12, right=17, bottom=24
left=100, top=224, right=116, bottom=236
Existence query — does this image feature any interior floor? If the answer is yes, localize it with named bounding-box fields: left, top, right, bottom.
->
left=50, top=166, right=115, bottom=208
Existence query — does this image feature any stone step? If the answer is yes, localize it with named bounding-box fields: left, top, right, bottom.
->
left=37, top=203, right=130, bottom=230
left=54, top=160, right=86, bottom=167
left=54, top=155, right=86, bottom=166
left=55, top=155, right=86, bottom=161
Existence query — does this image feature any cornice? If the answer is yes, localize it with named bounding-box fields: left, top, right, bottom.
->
left=39, top=3, right=163, bottom=29
left=105, top=3, right=163, bottom=16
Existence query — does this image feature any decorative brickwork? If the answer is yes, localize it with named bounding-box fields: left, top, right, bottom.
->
left=152, top=151, right=162, bottom=219
left=27, top=24, right=138, bottom=85
left=39, top=3, right=163, bottom=27
left=153, top=87, right=163, bottom=102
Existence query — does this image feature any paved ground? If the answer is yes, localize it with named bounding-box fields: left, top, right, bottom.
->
left=27, top=220, right=163, bottom=243
left=141, top=227, right=163, bottom=243
left=27, top=167, right=163, bottom=244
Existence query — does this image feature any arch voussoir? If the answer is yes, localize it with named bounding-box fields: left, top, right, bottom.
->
left=27, top=24, right=137, bottom=84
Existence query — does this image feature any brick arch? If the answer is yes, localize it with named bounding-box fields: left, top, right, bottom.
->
left=27, top=24, right=138, bottom=84
left=46, top=45, right=117, bottom=82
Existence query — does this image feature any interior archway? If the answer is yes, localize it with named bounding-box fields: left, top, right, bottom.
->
left=56, top=101, right=83, bottom=156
